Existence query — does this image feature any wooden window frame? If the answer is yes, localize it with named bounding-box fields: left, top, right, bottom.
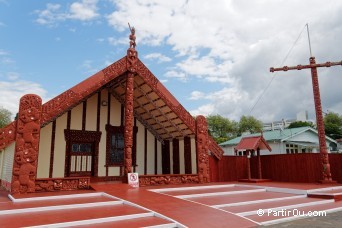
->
left=105, top=124, right=138, bottom=167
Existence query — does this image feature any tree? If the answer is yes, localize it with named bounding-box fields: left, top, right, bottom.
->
left=206, top=114, right=238, bottom=144
left=0, top=107, right=12, bottom=128
left=238, top=115, right=263, bottom=135
left=324, top=112, right=342, bottom=139
left=288, top=121, right=314, bottom=129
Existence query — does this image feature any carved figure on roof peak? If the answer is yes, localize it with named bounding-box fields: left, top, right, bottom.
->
left=128, top=23, right=136, bottom=49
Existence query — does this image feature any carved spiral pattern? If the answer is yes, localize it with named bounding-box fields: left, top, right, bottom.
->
left=12, top=94, right=42, bottom=194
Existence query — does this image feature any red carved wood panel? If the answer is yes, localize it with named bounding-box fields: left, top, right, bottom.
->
left=35, top=177, right=90, bottom=192
left=139, top=174, right=199, bottom=186
left=0, top=121, right=17, bottom=150
left=12, top=94, right=42, bottom=194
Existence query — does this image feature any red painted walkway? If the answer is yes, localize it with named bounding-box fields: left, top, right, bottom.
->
left=0, top=181, right=341, bottom=227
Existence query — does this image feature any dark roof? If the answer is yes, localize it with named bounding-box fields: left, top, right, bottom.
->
left=235, top=135, right=272, bottom=152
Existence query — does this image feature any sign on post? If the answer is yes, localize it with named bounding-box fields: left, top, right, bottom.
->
left=128, top=173, right=139, bottom=188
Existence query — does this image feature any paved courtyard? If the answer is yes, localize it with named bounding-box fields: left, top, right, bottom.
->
left=0, top=181, right=341, bottom=227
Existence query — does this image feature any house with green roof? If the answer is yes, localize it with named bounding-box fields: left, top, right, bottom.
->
left=219, top=126, right=337, bottom=156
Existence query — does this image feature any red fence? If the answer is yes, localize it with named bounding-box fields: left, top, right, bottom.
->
left=210, top=153, right=342, bottom=183
left=209, top=156, right=248, bottom=182
left=330, top=154, right=342, bottom=183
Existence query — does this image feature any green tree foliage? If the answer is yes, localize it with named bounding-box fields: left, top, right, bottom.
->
left=0, top=107, right=12, bottom=128
left=288, top=121, right=314, bottom=129
left=324, top=112, right=342, bottom=139
left=206, top=114, right=263, bottom=143
left=206, top=114, right=238, bottom=144
left=238, top=115, right=263, bottom=135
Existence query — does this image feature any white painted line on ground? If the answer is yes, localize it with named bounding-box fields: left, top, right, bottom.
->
left=234, top=184, right=267, bottom=190
left=264, top=187, right=307, bottom=195
left=27, top=212, right=155, bottom=228
left=237, top=199, right=334, bottom=216
left=0, top=200, right=123, bottom=215
left=307, top=186, right=342, bottom=193
left=142, top=223, right=179, bottom=228
left=103, top=192, right=187, bottom=228
left=212, top=195, right=306, bottom=208
left=149, top=184, right=235, bottom=193
left=9, top=192, right=104, bottom=203
left=175, top=189, right=266, bottom=199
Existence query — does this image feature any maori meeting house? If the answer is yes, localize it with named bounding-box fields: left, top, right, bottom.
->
left=0, top=28, right=224, bottom=195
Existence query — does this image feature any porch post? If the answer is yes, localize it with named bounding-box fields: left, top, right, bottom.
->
left=196, top=115, right=210, bottom=183
left=11, top=94, right=42, bottom=194
left=124, top=73, right=134, bottom=176
left=257, top=148, right=262, bottom=179
left=124, top=24, right=138, bottom=177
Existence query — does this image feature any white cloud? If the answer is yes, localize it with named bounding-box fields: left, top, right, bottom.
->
left=0, top=49, right=8, bottom=55
left=189, top=91, right=204, bottom=100
left=164, top=70, right=187, bottom=82
left=1, top=57, right=14, bottom=65
left=69, top=0, right=99, bottom=21
left=107, top=0, right=342, bottom=121
left=35, top=0, right=99, bottom=26
left=144, top=53, right=171, bottom=63
left=108, top=36, right=126, bottom=46
left=7, top=72, right=19, bottom=80
left=0, top=80, right=49, bottom=116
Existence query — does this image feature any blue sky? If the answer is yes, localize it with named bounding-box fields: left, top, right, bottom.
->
left=1, top=0, right=342, bottom=123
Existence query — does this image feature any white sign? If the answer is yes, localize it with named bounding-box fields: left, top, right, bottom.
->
left=128, top=173, right=139, bottom=188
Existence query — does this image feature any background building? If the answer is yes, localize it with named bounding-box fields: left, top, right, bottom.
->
left=220, top=126, right=337, bottom=156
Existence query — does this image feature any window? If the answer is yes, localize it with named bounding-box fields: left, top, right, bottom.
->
left=72, top=143, right=92, bottom=153
left=286, top=143, right=298, bottom=154
left=105, top=124, right=138, bottom=167
left=109, top=132, right=124, bottom=165
left=64, top=129, right=102, bottom=177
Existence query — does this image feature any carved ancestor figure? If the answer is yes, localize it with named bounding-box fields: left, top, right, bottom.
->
left=127, top=23, right=138, bottom=73
left=12, top=94, right=42, bottom=194
left=128, top=23, right=136, bottom=49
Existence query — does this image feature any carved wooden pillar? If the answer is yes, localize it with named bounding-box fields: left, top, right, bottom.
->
left=124, top=28, right=138, bottom=176
left=11, top=94, right=42, bottom=194
left=124, top=73, right=134, bottom=176
left=196, top=115, right=210, bottom=183
left=310, top=57, right=332, bottom=181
